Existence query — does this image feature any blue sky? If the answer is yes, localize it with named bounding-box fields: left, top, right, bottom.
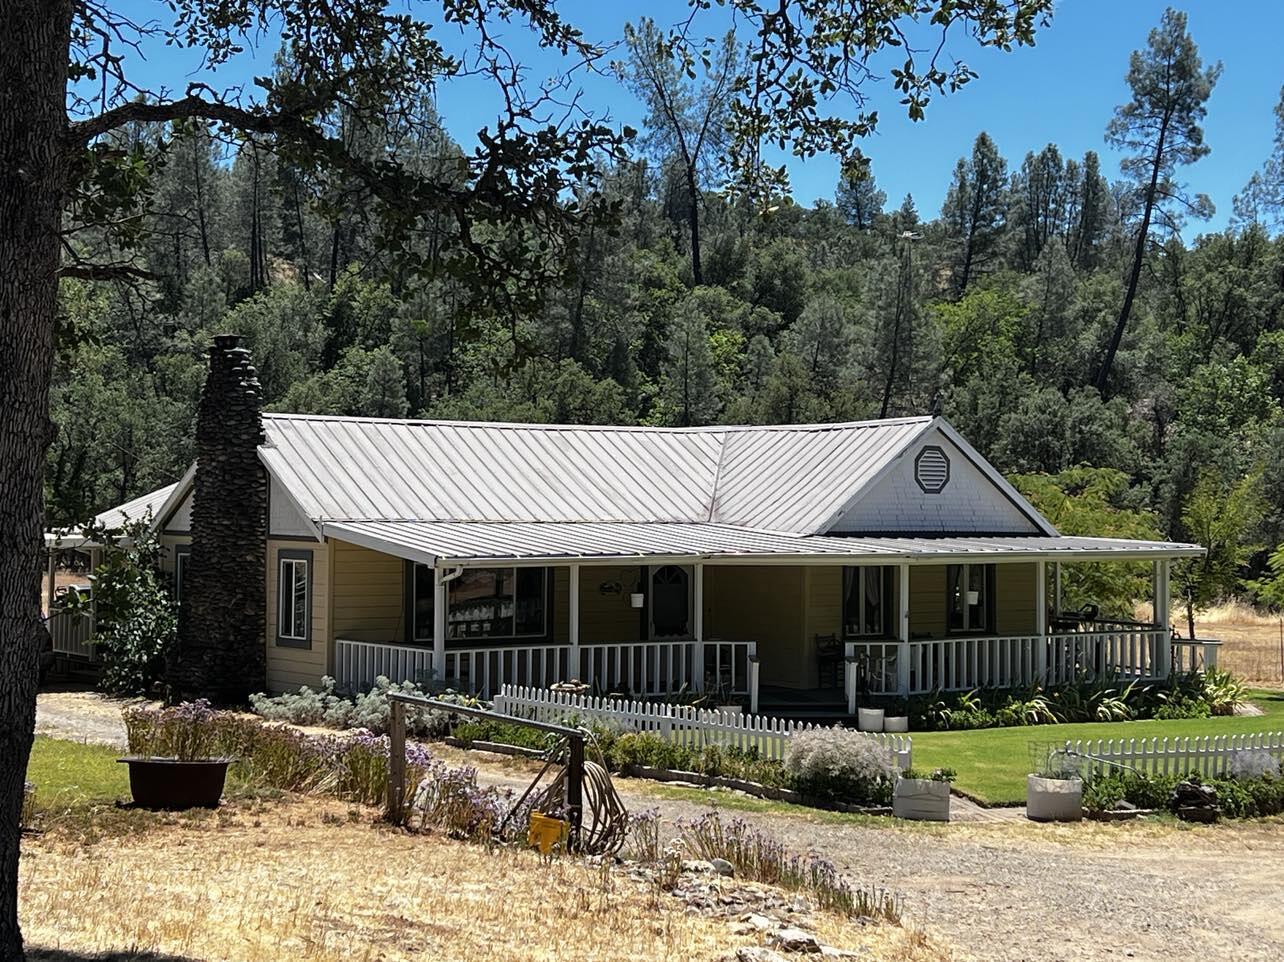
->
left=116, top=0, right=1283, bottom=234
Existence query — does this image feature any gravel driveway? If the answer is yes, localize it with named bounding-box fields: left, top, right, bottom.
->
left=35, top=692, right=1284, bottom=962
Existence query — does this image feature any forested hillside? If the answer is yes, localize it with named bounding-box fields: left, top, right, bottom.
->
left=48, top=10, right=1284, bottom=590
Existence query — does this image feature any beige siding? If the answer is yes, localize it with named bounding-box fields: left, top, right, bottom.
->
left=706, top=565, right=808, bottom=689
left=265, top=539, right=330, bottom=692
left=552, top=566, right=570, bottom=642
left=331, top=540, right=406, bottom=643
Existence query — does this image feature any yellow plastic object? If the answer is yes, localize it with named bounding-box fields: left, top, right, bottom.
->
left=528, top=811, right=569, bottom=855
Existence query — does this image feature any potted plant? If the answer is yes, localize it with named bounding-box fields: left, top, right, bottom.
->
left=1026, top=746, right=1082, bottom=822
left=893, top=767, right=955, bottom=821
left=119, top=700, right=234, bottom=809
left=882, top=697, right=909, bottom=733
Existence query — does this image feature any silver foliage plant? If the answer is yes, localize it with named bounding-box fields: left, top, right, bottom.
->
left=249, top=675, right=477, bottom=738
left=782, top=728, right=897, bottom=803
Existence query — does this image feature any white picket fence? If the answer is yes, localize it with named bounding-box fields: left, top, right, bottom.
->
left=1061, top=731, right=1284, bottom=778
left=491, top=684, right=912, bottom=769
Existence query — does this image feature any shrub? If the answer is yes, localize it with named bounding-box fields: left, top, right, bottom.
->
left=67, top=518, right=176, bottom=696
left=249, top=676, right=479, bottom=737
left=902, top=767, right=956, bottom=782
left=1082, top=768, right=1284, bottom=819
left=782, top=728, right=896, bottom=804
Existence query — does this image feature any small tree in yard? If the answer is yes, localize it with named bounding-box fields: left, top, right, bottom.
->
left=64, top=519, right=177, bottom=697
left=1173, top=470, right=1266, bottom=641
left=1248, top=545, right=1284, bottom=680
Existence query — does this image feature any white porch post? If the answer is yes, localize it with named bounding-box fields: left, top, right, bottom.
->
left=45, top=546, right=56, bottom=615
left=896, top=562, right=911, bottom=697
left=692, top=562, right=705, bottom=692
left=433, top=568, right=447, bottom=686
left=1156, top=558, right=1172, bottom=678
left=1035, top=560, right=1048, bottom=684
left=1052, top=561, right=1062, bottom=614
left=568, top=563, right=581, bottom=683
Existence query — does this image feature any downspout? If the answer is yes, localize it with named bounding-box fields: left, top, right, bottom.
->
left=433, top=565, right=464, bottom=685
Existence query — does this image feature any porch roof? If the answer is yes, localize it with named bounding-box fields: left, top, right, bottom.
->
left=318, top=519, right=1203, bottom=567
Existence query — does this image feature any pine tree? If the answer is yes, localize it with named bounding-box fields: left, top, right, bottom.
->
left=835, top=150, right=886, bottom=230
left=943, top=132, right=1009, bottom=294
left=1096, top=7, right=1220, bottom=394
left=661, top=298, right=721, bottom=426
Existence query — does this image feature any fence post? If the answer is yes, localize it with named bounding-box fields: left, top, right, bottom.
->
left=566, top=732, right=584, bottom=851
left=388, top=697, right=406, bottom=824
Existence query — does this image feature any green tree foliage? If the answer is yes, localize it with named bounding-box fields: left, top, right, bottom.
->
left=835, top=150, right=886, bottom=230
left=63, top=519, right=178, bottom=696
left=1011, top=467, right=1162, bottom=616
left=1173, top=470, right=1267, bottom=640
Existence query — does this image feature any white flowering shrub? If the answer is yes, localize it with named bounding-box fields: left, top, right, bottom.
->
left=1229, top=748, right=1281, bottom=780
left=250, top=675, right=478, bottom=738
left=782, top=728, right=897, bottom=804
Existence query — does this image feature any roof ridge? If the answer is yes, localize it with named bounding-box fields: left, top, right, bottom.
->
left=260, top=412, right=932, bottom=434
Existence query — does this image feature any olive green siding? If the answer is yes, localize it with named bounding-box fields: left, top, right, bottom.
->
left=331, top=540, right=405, bottom=643
left=706, top=565, right=809, bottom=689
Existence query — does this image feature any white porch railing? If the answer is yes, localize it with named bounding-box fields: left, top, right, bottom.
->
left=1171, top=638, right=1221, bottom=673
left=334, top=638, right=435, bottom=690
left=847, top=627, right=1172, bottom=700
left=492, top=684, right=911, bottom=768
left=47, top=609, right=95, bottom=660
left=333, top=637, right=758, bottom=703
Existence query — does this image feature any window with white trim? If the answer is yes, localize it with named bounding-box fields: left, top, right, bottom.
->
left=947, top=563, right=993, bottom=633
left=174, top=545, right=191, bottom=605
left=277, top=552, right=311, bottom=647
left=843, top=566, right=890, bottom=637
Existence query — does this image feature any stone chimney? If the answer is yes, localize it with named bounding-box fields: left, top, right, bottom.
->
left=169, top=335, right=267, bottom=703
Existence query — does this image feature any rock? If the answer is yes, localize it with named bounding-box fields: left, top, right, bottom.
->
left=710, top=857, right=735, bottom=877
left=771, top=927, right=822, bottom=953
left=738, top=913, right=777, bottom=932
left=728, top=949, right=791, bottom=962
left=682, top=859, right=717, bottom=874
left=819, top=946, right=865, bottom=959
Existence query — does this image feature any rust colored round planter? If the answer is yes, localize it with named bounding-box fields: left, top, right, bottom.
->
left=118, top=757, right=232, bottom=809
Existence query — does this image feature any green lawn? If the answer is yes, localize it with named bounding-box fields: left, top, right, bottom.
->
left=25, top=736, right=129, bottom=811
left=912, top=689, right=1284, bottom=806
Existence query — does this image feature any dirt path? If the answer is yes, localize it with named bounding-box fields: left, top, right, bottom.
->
left=34, top=693, right=1284, bottom=962
left=35, top=689, right=134, bottom=748
left=443, top=746, right=1284, bottom=962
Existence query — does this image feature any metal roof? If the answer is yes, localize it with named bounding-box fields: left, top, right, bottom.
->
left=319, top=519, right=1203, bottom=566
left=94, top=482, right=178, bottom=530
left=259, top=413, right=937, bottom=534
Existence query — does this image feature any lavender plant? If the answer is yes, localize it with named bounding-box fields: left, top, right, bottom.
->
left=676, top=812, right=902, bottom=922
left=249, top=676, right=476, bottom=737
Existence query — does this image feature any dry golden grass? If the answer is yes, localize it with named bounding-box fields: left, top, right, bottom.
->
left=1135, top=600, right=1284, bottom=686
left=20, top=797, right=945, bottom=962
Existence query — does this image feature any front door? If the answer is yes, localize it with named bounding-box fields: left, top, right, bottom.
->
left=649, top=564, right=692, bottom=639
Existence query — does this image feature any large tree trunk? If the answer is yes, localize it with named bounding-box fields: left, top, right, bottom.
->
left=0, top=3, right=73, bottom=959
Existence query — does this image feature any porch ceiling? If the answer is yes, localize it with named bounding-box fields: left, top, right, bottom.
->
left=318, top=519, right=1204, bottom=567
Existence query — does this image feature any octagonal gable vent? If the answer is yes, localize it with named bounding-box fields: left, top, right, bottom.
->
left=914, top=445, right=950, bottom=494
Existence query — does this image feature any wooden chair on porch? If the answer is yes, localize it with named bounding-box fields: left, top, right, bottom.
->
left=815, top=634, right=843, bottom=689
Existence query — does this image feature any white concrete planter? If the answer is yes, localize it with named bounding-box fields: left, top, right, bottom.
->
left=1026, top=774, right=1083, bottom=822
left=857, top=707, right=884, bottom=732
left=882, top=715, right=909, bottom=733
left=893, top=777, right=951, bottom=821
